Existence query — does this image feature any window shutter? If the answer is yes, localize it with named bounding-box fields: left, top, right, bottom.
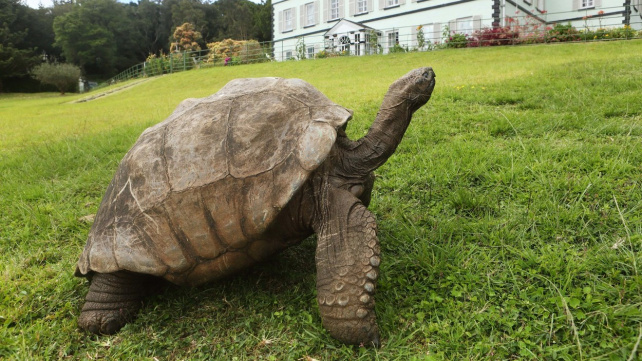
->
left=399, top=0, right=406, bottom=5
left=595, top=0, right=602, bottom=7
left=473, top=15, right=482, bottom=31
left=339, top=0, right=345, bottom=18
left=292, top=7, right=297, bottom=30
left=349, top=0, right=355, bottom=16
left=379, top=0, right=384, bottom=10
left=324, top=0, right=329, bottom=21
left=448, top=20, right=456, bottom=34
left=572, top=0, right=579, bottom=10
left=433, top=22, right=441, bottom=42
left=315, top=1, right=320, bottom=23
left=367, top=0, right=372, bottom=11
left=300, top=5, right=305, bottom=26
left=279, top=11, right=284, bottom=33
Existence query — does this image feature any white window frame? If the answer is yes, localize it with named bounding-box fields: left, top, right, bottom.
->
left=386, top=0, right=399, bottom=7
left=456, top=17, right=473, bottom=35
left=330, top=0, right=340, bottom=20
left=580, top=0, right=594, bottom=8
left=357, top=0, right=367, bottom=13
left=307, top=46, right=315, bottom=58
left=387, top=30, right=399, bottom=48
left=283, top=9, right=294, bottom=31
left=305, top=3, right=316, bottom=26
left=285, top=50, right=293, bottom=60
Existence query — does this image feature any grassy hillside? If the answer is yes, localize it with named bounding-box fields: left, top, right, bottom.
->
left=1, top=40, right=642, bottom=360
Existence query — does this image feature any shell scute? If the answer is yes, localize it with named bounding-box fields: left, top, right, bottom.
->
left=165, top=101, right=231, bottom=191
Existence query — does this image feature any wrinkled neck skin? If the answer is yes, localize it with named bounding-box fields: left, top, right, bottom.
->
left=272, top=67, right=436, bottom=241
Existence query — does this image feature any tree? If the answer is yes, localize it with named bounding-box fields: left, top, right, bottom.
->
left=213, top=0, right=257, bottom=41
left=0, top=0, right=40, bottom=92
left=170, top=22, right=202, bottom=51
left=53, top=0, right=143, bottom=77
left=253, top=0, right=272, bottom=42
left=31, top=62, right=80, bottom=94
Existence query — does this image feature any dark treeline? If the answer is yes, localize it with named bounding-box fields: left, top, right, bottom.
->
left=0, top=0, right=272, bottom=91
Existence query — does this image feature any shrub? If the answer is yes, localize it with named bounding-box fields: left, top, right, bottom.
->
left=207, top=39, right=266, bottom=65
left=145, top=53, right=169, bottom=76
left=470, top=27, right=519, bottom=47
left=607, top=25, right=637, bottom=39
left=30, top=63, right=81, bottom=95
left=446, top=32, right=470, bottom=48
left=388, top=43, right=407, bottom=53
left=546, top=23, right=581, bottom=43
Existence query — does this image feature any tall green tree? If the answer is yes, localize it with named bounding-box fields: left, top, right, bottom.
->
left=0, top=0, right=40, bottom=92
left=130, top=0, right=170, bottom=56
left=253, top=0, right=272, bottom=42
left=53, top=0, right=143, bottom=77
left=213, top=0, right=257, bottom=40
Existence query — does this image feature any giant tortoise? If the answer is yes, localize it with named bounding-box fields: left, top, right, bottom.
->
left=75, top=67, right=436, bottom=346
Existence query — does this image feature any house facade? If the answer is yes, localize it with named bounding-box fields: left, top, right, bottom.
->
left=272, top=0, right=642, bottom=60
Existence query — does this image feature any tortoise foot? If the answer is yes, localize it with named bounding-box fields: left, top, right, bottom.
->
left=78, top=271, right=147, bottom=335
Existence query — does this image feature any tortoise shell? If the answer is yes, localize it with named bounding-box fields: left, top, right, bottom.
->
left=76, top=77, right=352, bottom=285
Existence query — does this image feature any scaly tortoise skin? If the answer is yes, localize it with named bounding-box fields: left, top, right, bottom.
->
left=75, top=67, right=436, bottom=346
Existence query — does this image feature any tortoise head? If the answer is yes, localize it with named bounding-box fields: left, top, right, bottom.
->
left=332, top=67, right=436, bottom=194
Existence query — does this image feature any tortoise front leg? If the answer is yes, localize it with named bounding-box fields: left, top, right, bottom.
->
left=314, top=187, right=381, bottom=346
left=78, top=271, right=148, bottom=335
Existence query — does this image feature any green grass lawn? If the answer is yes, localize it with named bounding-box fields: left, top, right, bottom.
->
left=1, top=40, right=641, bottom=360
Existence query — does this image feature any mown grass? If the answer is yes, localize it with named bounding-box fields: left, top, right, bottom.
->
left=1, top=40, right=642, bottom=360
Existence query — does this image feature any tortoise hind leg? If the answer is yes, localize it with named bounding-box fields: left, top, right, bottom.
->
left=78, top=271, right=149, bottom=335
left=314, top=187, right=381, bottom=346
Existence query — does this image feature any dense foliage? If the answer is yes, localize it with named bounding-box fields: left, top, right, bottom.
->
left=0, top=0, right=272, bottom=88
left=30, top=62, right=81, bottom=94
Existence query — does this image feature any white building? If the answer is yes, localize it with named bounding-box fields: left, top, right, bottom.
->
left=272, top=0, right=642, bottom=60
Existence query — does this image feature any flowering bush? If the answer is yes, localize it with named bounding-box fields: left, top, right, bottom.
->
left=469, top=27, right=519, bottom=47
left=207, top=39, right=265, bottom=64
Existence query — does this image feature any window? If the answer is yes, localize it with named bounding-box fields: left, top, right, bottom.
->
left=331, top=0, right=340, bottom=20
left=307, top=46, right=315, bottom=58
left=386, top=0, right=399, bottom=7
left=285, top=50, right=293, bottom=60
left=325, top=37, right=335, bottom=50
left=387, top=31, right=399, bottom=48
left=365, top=32, right=376, bottom=54
left=284, top=9, right=293, bottom=31
left=338, top=35, right=351, bottom=53
left=357, top=0, right=367, bottom=13
left=456, top=17, right=473, bottom=35
left=580, top=0, right=594, bottom=8
left=305, top=3, right=316, bottom=26
left=354, top=33, right=361, bottom=55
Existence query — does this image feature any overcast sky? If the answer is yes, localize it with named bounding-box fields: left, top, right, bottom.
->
left=21, top=0, right=264, bottom=9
